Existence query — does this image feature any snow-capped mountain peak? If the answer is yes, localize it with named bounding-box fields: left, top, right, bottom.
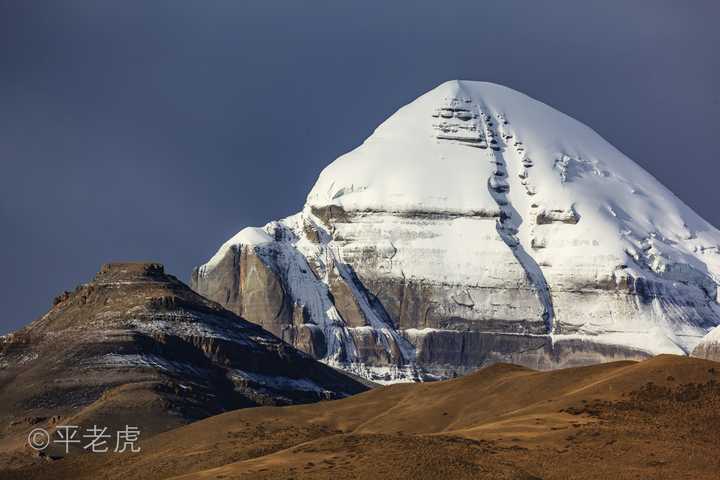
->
left=193, top=80, right=720, bottom=382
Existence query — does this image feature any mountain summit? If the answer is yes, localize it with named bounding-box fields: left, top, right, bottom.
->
left=193, top=80, right=720, bottom=382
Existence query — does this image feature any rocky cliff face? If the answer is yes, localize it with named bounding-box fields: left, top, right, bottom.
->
left=0, top=262, right=367, bottom=460
left=192, top=80, right=720, bottom=382
left=692, top=328, right=720, bottom=362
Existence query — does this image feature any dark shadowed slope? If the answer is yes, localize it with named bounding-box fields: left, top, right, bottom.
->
left=0, top=262, right=366, bottom=469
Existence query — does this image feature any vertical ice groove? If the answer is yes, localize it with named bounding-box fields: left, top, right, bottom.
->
left=474, top=97, right=555, bottom=333
left=307, top=213, right=418, bottom=364
left=258, top=222, right=359, bottom=364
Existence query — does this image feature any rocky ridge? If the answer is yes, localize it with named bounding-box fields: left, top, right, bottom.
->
left=0, top=262, right=366, bottom=462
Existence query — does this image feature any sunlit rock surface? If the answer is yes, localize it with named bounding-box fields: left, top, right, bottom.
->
left=692, top=327, right=720, bottom=362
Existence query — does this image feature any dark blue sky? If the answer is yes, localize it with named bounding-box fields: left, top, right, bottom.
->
left=2, top=1, right=719, bottom=334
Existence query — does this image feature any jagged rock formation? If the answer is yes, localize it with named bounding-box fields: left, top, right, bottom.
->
left=192, top=80, right=720, bottom=382
left=692, top=328, right=720, bottom=362
left=0, top=262, right=367, bottom=459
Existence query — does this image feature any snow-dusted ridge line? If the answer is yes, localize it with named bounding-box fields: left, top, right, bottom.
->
left=228, top=369, right=331, bottom=394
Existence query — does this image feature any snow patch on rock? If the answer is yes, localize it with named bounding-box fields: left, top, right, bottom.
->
left=202, top=227, right=274, bottom=271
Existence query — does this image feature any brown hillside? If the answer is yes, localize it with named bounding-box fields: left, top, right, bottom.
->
left=3, top=354, right=719, bottom=479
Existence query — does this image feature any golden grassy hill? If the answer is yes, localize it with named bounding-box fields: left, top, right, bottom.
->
left=3, top=354, right=719, bottom=480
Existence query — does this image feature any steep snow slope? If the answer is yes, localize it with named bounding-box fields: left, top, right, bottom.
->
left=193, top=80, right=720, bottom=382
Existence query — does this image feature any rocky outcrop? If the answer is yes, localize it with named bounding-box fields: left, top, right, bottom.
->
left=0, top=262, right=367, bottom=460
left=191, top=244, right=293, bottom=337
left=536, top=206, right=580, bottom=224
left=404, top=329, right=653, bottom=377
left=192, top=233, right=415, bottom=382
left=692, top=328, right=720, bottom=362
left=193, top=81, right=720, bottom=382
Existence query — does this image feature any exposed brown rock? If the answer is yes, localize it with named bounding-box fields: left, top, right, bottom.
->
left=0, top=262, right=367, bottom=466
left=327, top=268, right=368, bottom=328
left=191, top=247, right=293, bottom=337
left=692, top=329, right=720, bottom=362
